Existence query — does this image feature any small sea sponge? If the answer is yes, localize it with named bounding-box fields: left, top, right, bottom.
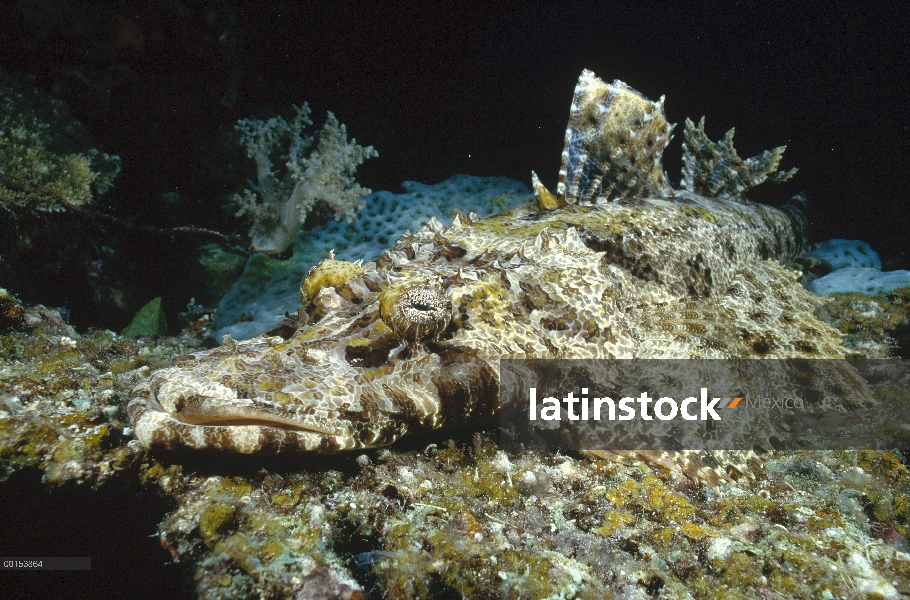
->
left=803, top=239, right=882, bottom=273
left=379, top=278, right=451, bottom=344
left=299, top=252, right=364, bottom=304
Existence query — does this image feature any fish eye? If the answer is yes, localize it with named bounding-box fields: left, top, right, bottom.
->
left=380, top=279, right=451, bottom=343
left=401, top=287, right=448, bottom=321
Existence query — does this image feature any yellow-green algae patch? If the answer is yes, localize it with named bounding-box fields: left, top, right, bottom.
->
left=606, top=475, right=696, bottom=526
left=200, top=502, right=238, bottom=547
left=6, top=284, right=910, bottom=598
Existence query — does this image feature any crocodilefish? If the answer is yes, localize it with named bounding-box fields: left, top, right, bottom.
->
left=129, top=70, right=851, bottom=484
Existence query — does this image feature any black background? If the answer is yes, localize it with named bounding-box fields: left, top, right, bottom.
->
left=0, top=1, right=907, bottom=329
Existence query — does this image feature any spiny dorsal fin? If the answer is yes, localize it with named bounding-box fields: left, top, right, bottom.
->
left=680, top=117, right=798, bottom=200
left=531, top=170, right=566, bottom=211
left=556, top=70, right=675, bottom=205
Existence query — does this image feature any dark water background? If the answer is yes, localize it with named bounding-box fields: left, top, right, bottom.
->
left=0, top=1, right=906, bottom=330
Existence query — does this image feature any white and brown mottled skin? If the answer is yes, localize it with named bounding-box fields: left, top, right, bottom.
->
left=129, top=71, right=847, bottom=485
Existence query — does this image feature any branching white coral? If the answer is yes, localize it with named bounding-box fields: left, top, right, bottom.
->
left=233, top=103, right=377, bottom=254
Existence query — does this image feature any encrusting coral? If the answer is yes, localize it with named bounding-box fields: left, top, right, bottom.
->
left=233, top=103, right=378, bottom=255
left=0, top=68, right=121, bottom=212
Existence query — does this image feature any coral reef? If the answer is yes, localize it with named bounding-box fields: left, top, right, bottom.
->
left=815, top=287, right=910, bottom=358
left=0, top=288, right=201, bottom=486
left=2, top=262, right=910, bottom=599
left=0, top=69, right=121, bottom=212
left=110, top=434, right=910, bottom=599
left=3, top=64, right=910, bottom=598
left=232, top=104, right=378, bottom=255
left=3, top=293, right=910, bottom=598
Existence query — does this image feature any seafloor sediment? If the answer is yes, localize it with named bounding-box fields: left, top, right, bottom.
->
left=2, top=286, right=910, bottom=599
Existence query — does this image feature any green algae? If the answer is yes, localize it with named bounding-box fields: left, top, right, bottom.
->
left=121, top=297, right=168, bottom=338
left=0, top=335, right=23, bottom=360
left=606, top=475, right=696, bottom=525
left=595, top=509, right=636, bottom=537
left=200, top=502, right=238, bottom=547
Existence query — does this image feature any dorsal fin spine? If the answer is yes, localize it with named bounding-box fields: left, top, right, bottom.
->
left=555, top=71, right=676, bottom=205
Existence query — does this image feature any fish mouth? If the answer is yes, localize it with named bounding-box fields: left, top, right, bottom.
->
left=132, top=375, right=406, bottom=453
left=151, top=386, right=353, bottom=437
left=179, top=415, right=328, bottom=434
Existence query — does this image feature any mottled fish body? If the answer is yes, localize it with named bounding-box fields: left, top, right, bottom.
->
left=130, top=71, right=839, bottom=484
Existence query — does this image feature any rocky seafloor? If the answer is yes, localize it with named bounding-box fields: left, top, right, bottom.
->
left=3, top=286, right=910, bottom=599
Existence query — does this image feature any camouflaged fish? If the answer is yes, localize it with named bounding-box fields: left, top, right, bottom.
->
left=128, top=70, right=846, bottom=482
